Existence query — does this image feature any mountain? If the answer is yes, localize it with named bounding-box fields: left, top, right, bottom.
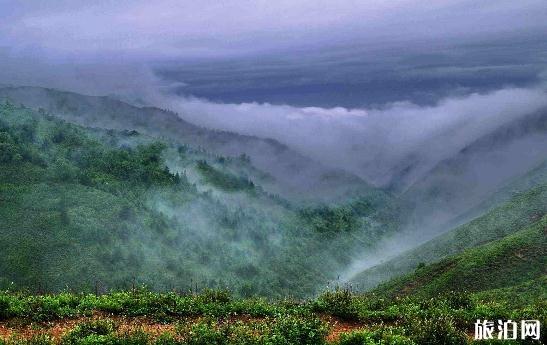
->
left=378, top=109, right=547, bottom=243
left=0, top=100, right=396, bottom=297
left=372, top=214, right=546, bottom=297
left=350, top=181, right=547, bottom=290
left=0, top=86, right=380, bottom=202
left=2, top=85, right=546, bottom=301
left=387, top=105, right=547, bottom=192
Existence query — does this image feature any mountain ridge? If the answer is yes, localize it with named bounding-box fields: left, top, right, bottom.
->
left=0, top=86, right=378, bottom=202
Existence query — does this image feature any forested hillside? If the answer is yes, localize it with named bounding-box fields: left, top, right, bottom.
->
left=0, top=89, right=545, bottom=345
left=0, top=86, right=379, bottom=202
left=0, top=101, right=394, bottom=297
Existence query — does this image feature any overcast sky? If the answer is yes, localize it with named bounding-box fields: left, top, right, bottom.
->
left=1, top=0, right=546, bottom=60
left=1, top=1, right=546, bottom=101
left=1, top=0, right=546, bottom=187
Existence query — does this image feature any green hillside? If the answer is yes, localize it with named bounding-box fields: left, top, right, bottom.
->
left=1, top=96, right=546, bottom=344
left=436, top=158, right=547, bottom=235
left=351, top=182, right=547, bottom=290
left=373, top=215, right=547, bottom=297
left=0, top=86, right=382, bottom=201
left=0, top=101, right=397, bottom=298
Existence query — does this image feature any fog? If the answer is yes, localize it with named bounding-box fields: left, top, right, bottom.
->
left=1, top=49, right=545, bottom=192
left=156, top=86, right=547, bottom=188
left=2, top=0, right=546, bottom=190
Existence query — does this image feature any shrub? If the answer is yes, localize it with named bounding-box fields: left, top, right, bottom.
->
left=62, top=320, right=117, bottom=345
left=314, top=289, right=360, bottom=320
left=154, top=333, right=181, bottom=345
left=177, top=320, right=225, bottom=345
left=270, top=315, right=327, bottom=345
left=408, top=316, right=468, bottom=345
left=0, top=295, right=13, bottom=320
left=116, top=331, right=149, bottom=345
left=337, top=327, right=416, bottom=345
left=442, top=291, right=474, bottom=310
left=62, top=334, right=117, bottom=345
left=337, top=330, right=375, bottom=345
left=10, top=335, right=55, bottom=345
left=196, top=289, right=232, bottom=304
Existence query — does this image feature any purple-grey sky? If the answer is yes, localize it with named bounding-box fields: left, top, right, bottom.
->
left=1, top=0, right=546, bottom=189
left=1, top=0, right=546, bottom=60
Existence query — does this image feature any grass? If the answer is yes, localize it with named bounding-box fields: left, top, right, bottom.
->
left=0, top=285, right=544, bottom=344
left=351, top=182, right=547, bottom=290
left=372, top=215, right=547, bottom=298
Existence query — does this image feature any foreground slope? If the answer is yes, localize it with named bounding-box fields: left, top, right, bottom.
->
left=373, top=215, right=547, bottom=297
left=0, top=276, right=544, bottom=344
left=351, top=181, right=547, bottom=290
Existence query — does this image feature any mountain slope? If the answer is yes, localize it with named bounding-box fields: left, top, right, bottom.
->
left=0, top=86, right=380, bottom=201
left=350, top=182, right=547, bottom=290
left=0, top=100, right=394, bottom=297
left=372, top=215, right=547, bottom=297
left=392, top=107, right=547, bottom=233
left=388, top=106, right=547, bottom=193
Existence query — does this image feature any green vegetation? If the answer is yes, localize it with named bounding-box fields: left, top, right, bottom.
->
left=0, top=86, right=381, bottom=201
left=372, top=215, right=547, bottom=297
left=299, top=206, right=359, bottom=234
left=351, top=183, right=547, bottom=290
left=0, top=102, right=395, bottom=298
left=0, top=285, right=544, bottom=344
left=1, top=90, right=546, bottom=344
left=196, top=160, right=255, bottom=192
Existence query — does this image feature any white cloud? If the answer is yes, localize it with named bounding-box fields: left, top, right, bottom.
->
left=156, top=87, right=547, bottom=186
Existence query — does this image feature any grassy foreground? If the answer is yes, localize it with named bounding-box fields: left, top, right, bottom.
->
left=0, top=288, right=545, bottom=345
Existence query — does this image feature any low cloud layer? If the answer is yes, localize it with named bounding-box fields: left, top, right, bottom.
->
left=0, top=50, right=160, bottom=97
left=1, top=41, right=545, bottom=192
left=157, top=86, right=547, bottom=187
